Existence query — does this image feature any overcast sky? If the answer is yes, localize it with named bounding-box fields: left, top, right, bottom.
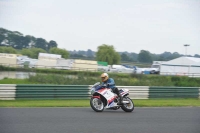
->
left=0, top=0, right=199, bottom=55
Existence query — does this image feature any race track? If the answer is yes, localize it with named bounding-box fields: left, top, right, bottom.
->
left=0, top=107, right=200, bottom=133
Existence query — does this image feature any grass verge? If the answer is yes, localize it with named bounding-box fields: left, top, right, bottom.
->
left=1, top=65, right=200, bottom=87
left=0, top=78, right=33, bottom=84
left=0, top=99, right=200, bottom=107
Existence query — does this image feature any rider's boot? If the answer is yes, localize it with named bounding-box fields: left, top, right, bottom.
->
left=117, top=94, right=123, bottom=105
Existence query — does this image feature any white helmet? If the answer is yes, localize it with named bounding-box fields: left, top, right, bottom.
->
left=101, top=73, right=109, bottom=82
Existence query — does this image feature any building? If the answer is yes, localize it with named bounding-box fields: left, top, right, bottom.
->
left=36, top=53, right=61, bottom=68
left=71, top=59, right=98, bottom=71
left=56, top=59, right=74, bottom=70
left=0, top=53, right=18, bottom=67
left=159, top=57, right=200, bottom=77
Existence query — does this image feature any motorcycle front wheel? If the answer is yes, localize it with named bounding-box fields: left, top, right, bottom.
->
left=90, top=97, right=104, bottom=112
left=121, top=97, right=134, bottom=112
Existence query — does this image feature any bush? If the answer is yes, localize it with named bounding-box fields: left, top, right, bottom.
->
left=26, top=73, right=200, bottom=87
left=1, top=65, right=200, bottom=87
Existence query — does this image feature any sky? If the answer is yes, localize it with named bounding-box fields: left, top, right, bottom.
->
left=0, top=0, right=200, bottom=55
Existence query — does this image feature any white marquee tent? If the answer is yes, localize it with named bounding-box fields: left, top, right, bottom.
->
left=159, top=57, right=200, bottom=77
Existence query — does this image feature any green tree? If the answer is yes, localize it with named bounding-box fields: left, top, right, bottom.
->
left=25, top=35, right=36, bottom=48
left=9, top=35, right=31, bottom=49
left=21, top=36, right=31, bottom=48
left=35, top=38, right=48, bottom=50
left=0, top=46, right=17, bottom=54
left=21, top=48, right=33, bottom=57
left=21, top=48, right=46, bottom=59
left=70, top=54, right=85, bottom=58
left=48, top=40, right=57, bottom=50
left=49, top=47, right=69, bottom=59
left=151, top=53, right=159, bottom=61
left=31, top=48, right=46, bottom=58
left=86, top=49, right=94, bottom=57
left=138, top=50, right=152, bottom=63
left=121, top=53, right=132, bottom=62
left=96, top=44, right=120, bottom=65
left=113, top=52, right=121, bottom=64
left=129, top=52, right=138, bottom=62
left=8, top=34, right=20, bottom=48
left=0, top=34, right=5, bottom=44
left=78, top=50, right=86, bottom=56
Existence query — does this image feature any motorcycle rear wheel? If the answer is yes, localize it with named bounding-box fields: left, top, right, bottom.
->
left=90, top=97, right=104, bottom=112
left=121, top=97, right=134, bottom=112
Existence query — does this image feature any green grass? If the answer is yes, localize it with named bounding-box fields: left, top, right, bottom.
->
left=1, top=74, right=200, bottom=87
left=0, top=78, right=33, bottom=84
left=134, top=99, right=200, bottom=107
left=0, top=100, right=89, bottom=107
left=0, top=99, right=199, bottom=107
left=1, top=65, right=200, bottom=87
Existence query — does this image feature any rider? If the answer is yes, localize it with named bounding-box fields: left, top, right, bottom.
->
left=100, top=73, right=122, bottom=105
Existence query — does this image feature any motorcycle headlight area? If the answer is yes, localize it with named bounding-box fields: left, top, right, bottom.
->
left=91, top=88, right=95, bottom=95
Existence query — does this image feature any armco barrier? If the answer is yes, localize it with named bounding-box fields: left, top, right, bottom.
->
left=199, top=88, right=200, bottom=99
left=88, top=86, right=149, bottom=99
left=117, top=86, right=149, bottom=99
left=16, top=84, right=89, bottom=99
left=149, top=87, right=199, bottom=98
left=0, top=84, right=16, bottom=100
left=0, top=84, right=200, bottom=100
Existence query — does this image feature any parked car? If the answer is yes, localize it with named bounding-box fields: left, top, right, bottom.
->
left=133, top=66, right=146, bottom=74
left=106, top=65, right=134, bottom=73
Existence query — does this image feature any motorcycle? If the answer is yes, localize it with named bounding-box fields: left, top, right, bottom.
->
left=90, top=82, right=134, bottom=112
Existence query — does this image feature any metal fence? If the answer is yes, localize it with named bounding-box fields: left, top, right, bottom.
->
left=0, top=84, right=16, bottom=100
left=149, top=86, right=199, bottom=98
left=0, top=84, right=199, bottom=100
left=16, top=84, right=89, bottom=99
left=2, top=63, right=200, bottom=76
left=0, top=63, right=100, bottom=72
left=160, top=72, right=200, bottom=77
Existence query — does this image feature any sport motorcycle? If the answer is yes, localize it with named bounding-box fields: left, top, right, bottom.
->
left=90, top=82, right=134, bottom=112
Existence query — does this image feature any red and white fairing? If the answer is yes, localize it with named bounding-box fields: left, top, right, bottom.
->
left=95, top=88, right=129, bottom=108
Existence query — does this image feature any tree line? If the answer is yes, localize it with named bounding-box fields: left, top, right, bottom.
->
left=0, top=28, right=69, bottom=59
left=70, top=48, right=200, bottom=64
left=0, top=28, right=57, bottom=51
left=0, top=27, right=199, bottom=65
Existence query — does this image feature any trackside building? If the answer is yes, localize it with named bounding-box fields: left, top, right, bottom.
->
left=159, top=57, right=200, bottom=77
left=0, top=53, right=18, bottom=66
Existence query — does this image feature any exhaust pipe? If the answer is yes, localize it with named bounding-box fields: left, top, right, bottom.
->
left=122, top=101, right=130, bottom=104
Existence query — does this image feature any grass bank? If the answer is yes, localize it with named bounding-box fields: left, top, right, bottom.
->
left=0, top=99, right=199, bottom=107
left=1, top=65, right=200, bottom=86
left=0, top=78, right=32, bottom=84
left=1, top=73, right=200, bottom=87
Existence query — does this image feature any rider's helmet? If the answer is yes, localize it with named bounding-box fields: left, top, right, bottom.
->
left=101, top=73, right=109, bottom=82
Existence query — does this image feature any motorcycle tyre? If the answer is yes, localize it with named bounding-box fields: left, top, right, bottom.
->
left=121, top=97, right=134, bottom=112
left=90, top=97, right=104, bottom=112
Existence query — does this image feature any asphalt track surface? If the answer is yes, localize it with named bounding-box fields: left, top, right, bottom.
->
left=0, top=107, right=200, bottom=133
